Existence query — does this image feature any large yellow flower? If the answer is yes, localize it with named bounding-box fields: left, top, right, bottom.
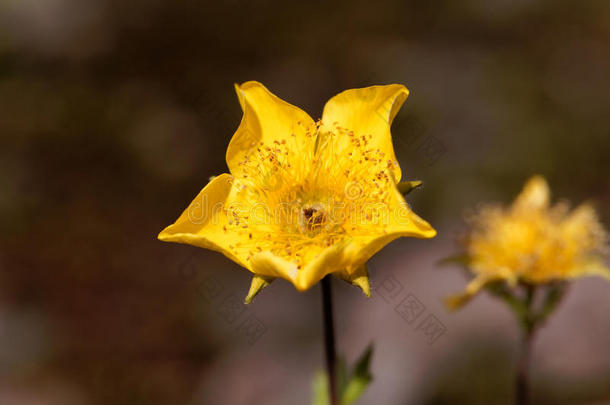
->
left=448, top=175, right=609, bottom=308
left=159, top=81, right=436, bottom=301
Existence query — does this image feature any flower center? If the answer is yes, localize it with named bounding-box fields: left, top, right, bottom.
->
left=224, top=121, right=400, bottom=266
left=300, top=204, right=326, bottom=235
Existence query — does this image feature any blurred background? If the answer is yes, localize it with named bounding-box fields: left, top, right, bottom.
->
left=1, top=0, right=610, bottom=404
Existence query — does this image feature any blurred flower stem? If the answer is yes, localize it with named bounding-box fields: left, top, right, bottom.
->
left=487, top=282, right=568, bottom=405
left=321, top=275, right=338, bottom=405
left=516, top=284, right=536, bottom=405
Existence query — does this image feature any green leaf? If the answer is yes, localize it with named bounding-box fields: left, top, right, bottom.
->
left=341, top=345, right=373, bottom=405
left=311, top=345, right=375, bottom=405
left=311, top=371, right=329, bottom=405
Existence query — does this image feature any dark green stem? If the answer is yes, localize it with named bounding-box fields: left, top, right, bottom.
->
left=321, top=276, right=338, bottom=405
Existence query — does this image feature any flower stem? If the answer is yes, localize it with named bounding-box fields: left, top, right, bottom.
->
left=321, top=275, right=338, bottom=405
left=516, top=326, right=535, bottom=405
left=516, top=284, right=537, bottom=405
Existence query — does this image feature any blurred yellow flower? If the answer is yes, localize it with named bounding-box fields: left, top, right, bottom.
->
left=159, top=81, right=436, bottom=301
left=448, top=175, right=609, bottom=308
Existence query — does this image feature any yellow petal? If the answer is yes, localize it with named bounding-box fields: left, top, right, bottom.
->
left=244, top=274, right=275, bottom=304
left=513, top=175, right=550, bottom=211
left=562, top=203, right=604, bottom=247
left=568, top=258, right=610, bottom=281
left=386, top=185, right=437, bottom=237
left=320, top=84, right=409, bottom=182
left=297, top=241, right=354, bottom=291
left=585, top=263, right=610, bottom=280
left=335, top=263, right=371, bottom=297
left=249, top=251, right=299, bottom=283
left=250, top=242, right=355, bottom=292
left=445, top=273, right=491, bottom=310
left=226, top=81, right=316, bottom=176
left=158, top=173, right=251, bottom=270
left=345, top=183, right=436, bottom=268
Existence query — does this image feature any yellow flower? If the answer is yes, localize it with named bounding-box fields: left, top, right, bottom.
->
left=159, top=81, right=436, bottom=301
left=448, top=175, right=609, bottom=308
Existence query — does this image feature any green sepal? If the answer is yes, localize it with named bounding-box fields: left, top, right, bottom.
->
left=486, top=282, right=528, bottom=319
left=486, top=281, right=569, bottom=335
left=538, top=281, right=568, bottom=324
left=244, top=274, right=275, bottom=304
left=397, top=180, right=422, bottom=195
left=438, top=254, right=471, bottom=267
left=335, top=264, right=371, bottom=298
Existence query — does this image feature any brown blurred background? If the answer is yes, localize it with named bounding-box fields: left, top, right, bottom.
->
left=1, top=0, right=610, bottom=404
